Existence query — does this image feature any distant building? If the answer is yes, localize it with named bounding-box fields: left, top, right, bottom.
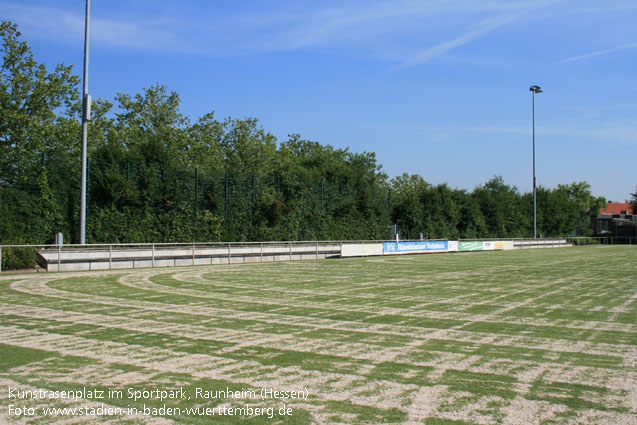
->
left=601, top=202, right=634, bottom=216
left=592, top=202, right=636, bottom=235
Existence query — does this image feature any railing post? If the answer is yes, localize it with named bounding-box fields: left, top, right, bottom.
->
left=151, top=244, right=154, bottom=268
left=261, top=243, right=263, bottom=262
left=316, top=242, right=319, bottom=260
left=109, top=244, right=112, bottom=270
left=228, top=243, right=231, bottom=264
left=0, top=246, right=2, bottom=272
left=289, top=242, right=292, bottom=261
left=58, top=244, right=61, bottom=272
left=192, top=243, right=195, bottom=266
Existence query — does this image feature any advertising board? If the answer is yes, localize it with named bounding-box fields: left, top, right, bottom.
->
left=483, top=241, right=495, bottom=251
left=459, top=241, right=508, bottom=251
left=383, top=241, right=448, bottom=255
left=458, top=241, right=483, bottom=252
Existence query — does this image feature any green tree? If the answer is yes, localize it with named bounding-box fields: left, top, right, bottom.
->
left=187, top=112, right=224, bottom=169
left=557, top=182, right=606, bottom=236
left=0, top=21, right=80, bottom=186
left=543, top=186, right=578, bottom=236
left=114, top=84, right=190, bottom=165
left=473, top=176, right=527, bottom=238
left=456, top=190, right=487, bottom=238
left=390, top=174, right=427, bottom=239
left=0, top=21, right=81, bottom=244
left=221, top=117, right=277, bottom=175
left=420, top=183, right=461, bottom=239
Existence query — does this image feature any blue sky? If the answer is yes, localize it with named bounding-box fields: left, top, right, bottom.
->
left=2, top=0, right=636, bottom=202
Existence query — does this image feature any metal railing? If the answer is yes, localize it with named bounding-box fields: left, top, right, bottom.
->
left=0, top=240, right=384, bottom=272
left=566, top=236, right=637, bottom=246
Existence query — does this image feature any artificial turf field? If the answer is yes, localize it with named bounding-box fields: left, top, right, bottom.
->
left=0, top=246, right=635, bottom=424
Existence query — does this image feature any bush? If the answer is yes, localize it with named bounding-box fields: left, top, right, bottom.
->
left=571, top=237, right=601, bottom=246
left=1, top=246, right=37, bottom=270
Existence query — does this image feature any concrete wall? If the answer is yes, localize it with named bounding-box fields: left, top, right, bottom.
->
left=39, top=242, right=342, bottom=272
left=513, top=239, right=571, bottom=249
left=35, top=238, right=572, bottom=272
left=502, top=241, right=515, bottom=250
left=341, top=243, right=384, bottom=257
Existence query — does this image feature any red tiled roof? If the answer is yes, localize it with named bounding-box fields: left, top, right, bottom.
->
left=601, top=202, right=633, bottom=215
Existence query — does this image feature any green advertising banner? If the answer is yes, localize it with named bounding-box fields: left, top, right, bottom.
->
left=459, top=241, right=483, bottom=252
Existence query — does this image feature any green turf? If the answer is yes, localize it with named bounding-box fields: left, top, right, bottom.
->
left=0, top=246, right=635, bottom=424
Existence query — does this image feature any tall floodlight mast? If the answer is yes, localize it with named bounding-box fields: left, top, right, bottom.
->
left=529, top=85, right=543, bottom=239
left=80, top=0, right=91, bottom=244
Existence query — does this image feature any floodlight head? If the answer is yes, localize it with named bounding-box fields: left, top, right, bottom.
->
left=529, top=85, right=542, bottom=93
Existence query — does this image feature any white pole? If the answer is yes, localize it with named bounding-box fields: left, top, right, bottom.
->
left=79, top=0, right=90, bottom=244
left=532, top=90, right=536, bottom=239
left=529, top=85, right=542, bottom=239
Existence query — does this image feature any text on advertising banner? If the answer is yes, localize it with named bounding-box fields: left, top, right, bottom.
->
left=383, top=241, right=448, bottom=255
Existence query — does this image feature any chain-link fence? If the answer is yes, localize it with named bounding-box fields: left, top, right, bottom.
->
left=1, top=159, right=392, bottom=245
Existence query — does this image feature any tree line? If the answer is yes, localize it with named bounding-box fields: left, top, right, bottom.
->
left=1, top=21, right=607, bottom=247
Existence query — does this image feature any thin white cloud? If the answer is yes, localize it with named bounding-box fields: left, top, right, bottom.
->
left=0, top=3, right=84, bottom=42
left=393, top=24, right=500, bottom=69
left=465, top=121, right=637, bottom=146
left=554, top=42, right=637, bottom=65
left=394, top=0, right=560, bottom=69
left=0, top=3, right=185, bottom=51
left=0, top=0, right=558, bottom=59
left=269, top=0, right=522, bottom=49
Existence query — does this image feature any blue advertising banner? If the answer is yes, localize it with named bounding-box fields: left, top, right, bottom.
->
left=383, top=241, right=449, bottom=255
